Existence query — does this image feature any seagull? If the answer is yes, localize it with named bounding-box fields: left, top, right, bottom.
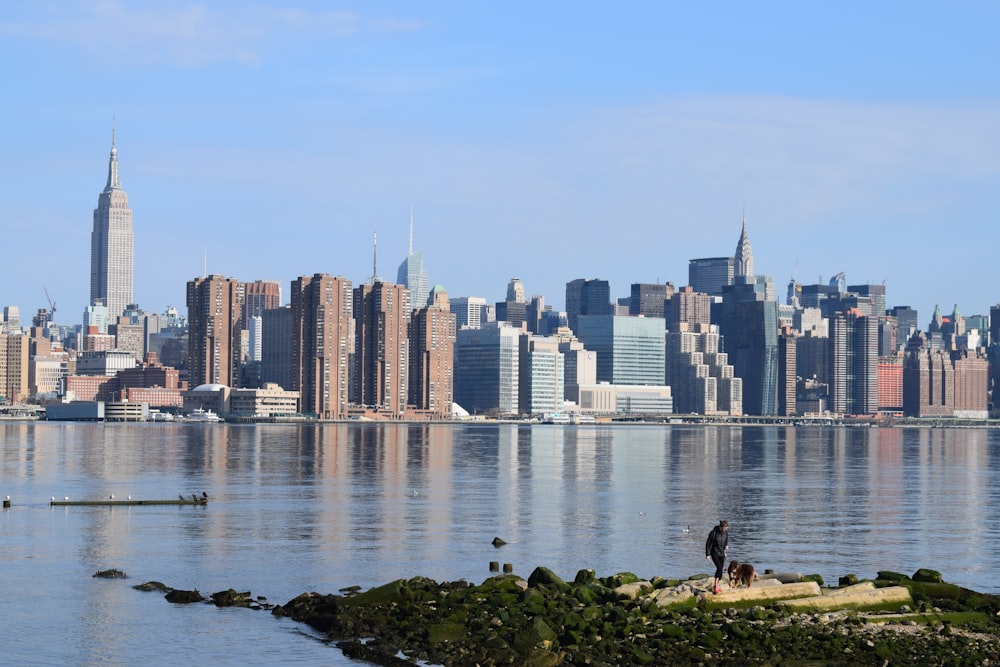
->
left=682, top=525, right=690, bottom=533
left=201, top=492, right=208, bottom=500
left=179, top=494, right=185, bottom=501
left=191, top=494, right=198, bottom=502
left=639, top=511, right=646, bottom=517
left=64, top=497, right=69, bottom=501
left=127, top=495, right=132, bottom=500
left=109, top=494, right=115, bottom=500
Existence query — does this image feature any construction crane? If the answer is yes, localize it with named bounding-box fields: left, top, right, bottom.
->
left=42, top=285, right=56, bottom=324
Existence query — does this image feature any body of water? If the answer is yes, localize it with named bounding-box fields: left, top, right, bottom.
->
left=2, top=422, right=997, bottom=665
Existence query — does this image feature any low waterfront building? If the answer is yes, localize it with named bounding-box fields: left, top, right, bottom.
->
left=229, top=383, right=299, bottom=419
left=577, top=383, right=673, bottom=416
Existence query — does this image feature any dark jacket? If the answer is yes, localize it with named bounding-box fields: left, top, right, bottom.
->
left=705, top=526, right=728, bottom=557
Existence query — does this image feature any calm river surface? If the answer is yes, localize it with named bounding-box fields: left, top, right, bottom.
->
left=2, top=422, right=998, bottom=665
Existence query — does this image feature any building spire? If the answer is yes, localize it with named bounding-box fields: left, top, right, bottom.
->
left=408, top=206, right=414, bottom=256
left=371, top=229, right=380, bottom=284
left=734, top=210, right=754, bottom=282
left=104, top=122, right=121, bottom=193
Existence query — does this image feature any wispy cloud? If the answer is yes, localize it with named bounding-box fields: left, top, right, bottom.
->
left=0, top=1, right=421, bottom=67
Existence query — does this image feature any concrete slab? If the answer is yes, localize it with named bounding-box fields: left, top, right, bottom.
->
left=780, top=585, right=912, bottom=612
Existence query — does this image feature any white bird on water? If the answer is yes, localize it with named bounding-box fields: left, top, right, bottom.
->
left=109, top=494, right=115, bottom=500
left=682, top=525, right=690, bottom=533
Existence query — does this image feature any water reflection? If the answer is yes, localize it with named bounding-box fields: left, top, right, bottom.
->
left=3, top=422, right=1000, bottom=664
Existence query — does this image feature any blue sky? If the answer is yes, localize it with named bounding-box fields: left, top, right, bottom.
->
left=2, top=1, right=998, bottom=327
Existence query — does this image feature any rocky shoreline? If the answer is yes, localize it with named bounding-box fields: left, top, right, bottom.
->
left=129, top=566, right=1000, bottom=666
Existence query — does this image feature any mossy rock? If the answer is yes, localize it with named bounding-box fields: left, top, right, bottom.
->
left=574, top=568, right=596, bottom=585
left=343, top=579, right=408, bottom=607
left=913, top=568, right=943, bottom=583
left=908, top=580, right=963, bottom=600
left=804, top=573, right=824, bottom=586
left=603, top=572, right=640, bottom=587
left=479, top=574, right=523, bottom=593
left=525, top=648, right=563, bottom=667
left=427, top=622, right=467, bottom=644
left=527, top=566, right=569, bottom=590
left=512, top=616, right=557, bottom=653
left=839, top=574, right=858, bottom=586
left=876, top=571, right=908, bottom=583
left=573, top=585, right=598, bottom=604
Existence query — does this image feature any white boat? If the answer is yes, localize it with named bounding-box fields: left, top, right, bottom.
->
left=186, top=408, right=223, bottom=423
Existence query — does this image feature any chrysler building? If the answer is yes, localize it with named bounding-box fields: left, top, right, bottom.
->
left=90, top=129, right=134, bottom=318
left=734, top=215, right=754, bottom=284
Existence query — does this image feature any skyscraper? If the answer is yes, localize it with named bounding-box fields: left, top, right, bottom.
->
left=291, top=274, right=353, bottom=419
left=575, top=315, right=666, bottom=386
left=688, top=257, right=734, bottom=297
left=454, top=321, right=520, bottom=415
left=91, top=129, right=134, bottom=319
left=243, top=280, right=282, bottom=322
left=186, top=275, right=244, bottom=388
left=353, top=280, right=411, bottom=418
left=409, top=286, right=456, bottom=418
left=396, top=213, right=429, bottom=309
left=719, top=282, right=779, bottom=416
left=565, top=278, right=610, bottom=333
left=829, top=308, right=879, bottom=415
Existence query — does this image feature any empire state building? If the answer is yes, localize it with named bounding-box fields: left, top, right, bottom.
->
left=90, top=130, right=134, bottom=318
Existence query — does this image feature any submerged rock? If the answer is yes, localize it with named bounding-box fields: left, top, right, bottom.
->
left=93, top=568, right=126, bottom=579
left=210, top=589, right=253, bottom=608
left=133, top=581, right=172, bottom=592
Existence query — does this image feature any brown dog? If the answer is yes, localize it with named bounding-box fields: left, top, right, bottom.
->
left=727, top=560, right=757, bottom=588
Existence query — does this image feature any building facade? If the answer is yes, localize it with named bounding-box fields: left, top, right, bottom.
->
left=450, top=296, right=489, bottom=330
left=243, top=280, right=282, bottom=323
left=718, top=284, right=779, bottom=416
left=408, top=287, right=456, bottom=418
left=518, top=334, right=564, bottom=415
left=291, top=274, right=352, bottom=420
left=629, top=282, right=673, bottom=319
left=575, top=315, right=665, bottom=386
left=454, top=321, right=520, bottom=415
left=565, top=278, right=610, bottom=334
left=353, top=281, right=410, bottom=418
left=0, top=333, right=29, bottom=403
left=261, top=305, right=294, bottom=391
left=186, top=275, right=244, bottom=389
left=829, top=308, right=879, bottom=415
left=688, top=257, right=733, bottom=297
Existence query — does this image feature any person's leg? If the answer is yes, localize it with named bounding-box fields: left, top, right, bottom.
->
left=711, top=553, right=725, bottom=591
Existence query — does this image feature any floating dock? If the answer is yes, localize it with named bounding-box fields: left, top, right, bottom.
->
left=50, top=498, right=207, bottom=507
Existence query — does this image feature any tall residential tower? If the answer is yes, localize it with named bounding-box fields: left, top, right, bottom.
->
left=90, top=129, right=134, bottom=319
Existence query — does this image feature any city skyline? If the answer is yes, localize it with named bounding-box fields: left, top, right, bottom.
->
left=2, top=2, right=999, bottom=324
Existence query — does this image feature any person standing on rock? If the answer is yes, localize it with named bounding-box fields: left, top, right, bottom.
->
left=705, top=520, right=729, bottom=593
